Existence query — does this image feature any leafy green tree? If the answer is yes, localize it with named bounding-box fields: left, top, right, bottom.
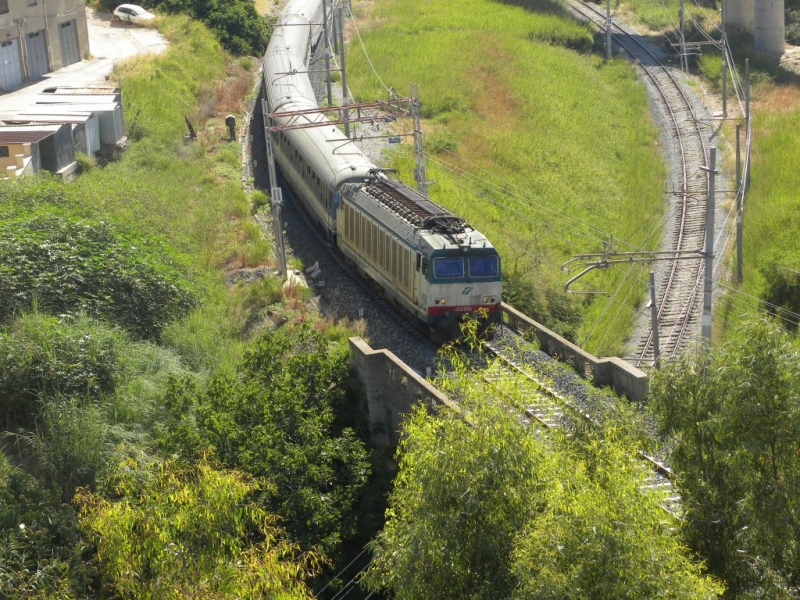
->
left=650, top=318, right=800, bottom=598
left=365, top=376, right=722, bottom=599
left=512, top=434, right=723, bottom=599
left=160, top=326, right=371, bottom=557
left=77, top=457, right=318, bottom=599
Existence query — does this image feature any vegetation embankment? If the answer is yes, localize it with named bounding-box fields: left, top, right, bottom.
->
left=364, top=329, right=725, bottom=598
left=0, top=14, right=382, bottom=598
left=716, top=84, right=800, bottom=335
left=346, top=0, right=667, bottom=355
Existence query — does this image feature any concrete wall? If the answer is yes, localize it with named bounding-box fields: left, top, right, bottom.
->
left=0, top=0, right=89, bottom=78
left=348, top=337, right=461, bottom=448
left=724, top=0, right=785, bottom=55
left=350, top=304, right=650, bottom=448
left=500, top=303, right=649, bottom=402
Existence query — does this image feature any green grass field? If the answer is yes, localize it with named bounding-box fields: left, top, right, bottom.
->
left=716, top=86, right=800, bottom=336
left=346, top=0, right=667, bottom=355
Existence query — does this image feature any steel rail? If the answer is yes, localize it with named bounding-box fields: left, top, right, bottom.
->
left=567, top=0, right=709, bottom=366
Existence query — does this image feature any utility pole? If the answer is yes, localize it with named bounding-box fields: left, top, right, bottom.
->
left=337, top=7, right=350, bottom=138
left=262, top=99, right=287, bottom=277
left=322, top=0, right=333, bottom=106
left=411, top=82, right=428, bottom=197
left=606, top=0, right=612, bottom=60
left=702, top=147, right=717, bottom=342
left=332, top=0, right=339, bottom=54
left=736, top=123, right=743, bottom=282
left=679, top=0, right=687, bottom=72
left=722, top=59, right=727, bottom=117
left=650, top=271, right=660, bottom=369
left=745, top=58, right=751, bottom=190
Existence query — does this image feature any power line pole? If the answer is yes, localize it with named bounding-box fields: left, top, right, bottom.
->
left=411, top=82, right=428, bottom=197
left=679, top=0, right=687, bottom=72
left=262, top=99, right=287, bottom=277
left=745, top=57, right=751, bottom=190
left=337, top=7, right=350, bottom=138
left=650, top=271, right=660, bottom=369
left=322, top=0, right=333, bottom=106
left=332, top=0, right=339, bottom=54
left=721, top=59, right=727, bottom=117
left=702, top=147, right=717, bottom=342
left=736, top=123, right=743, bottom=282
left=606, top=0, right=612, bottom=60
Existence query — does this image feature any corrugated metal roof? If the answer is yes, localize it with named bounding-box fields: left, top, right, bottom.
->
left=27, top=103, right=118, bottom=114
left=7, top=113, right=93, bottom=124
left=41, top=86, right=120, bottom=96
left=37, top=94, right=119, bottom=104
left=0, top=125, right=60, bottom=143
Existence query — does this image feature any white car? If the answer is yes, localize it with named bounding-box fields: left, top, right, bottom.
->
left=113, top=4, right=156, bottom=25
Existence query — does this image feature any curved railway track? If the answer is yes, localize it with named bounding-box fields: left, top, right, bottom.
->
left=567, top=0, right=711, bottom=367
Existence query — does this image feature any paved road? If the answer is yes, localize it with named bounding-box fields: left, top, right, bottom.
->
left=0, top=7, right=167, bottom=119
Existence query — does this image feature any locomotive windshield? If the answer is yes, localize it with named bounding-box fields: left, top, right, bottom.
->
left=468, top=255, right=499, bottom=277
left=433, top=257, right=464, bottom=279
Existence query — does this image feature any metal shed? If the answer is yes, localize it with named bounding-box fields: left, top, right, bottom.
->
left=8, top=112, right=101, bottom=157
left=30, top=101, right=125, bottom=147
left=0, top=124, right=76, bottom=175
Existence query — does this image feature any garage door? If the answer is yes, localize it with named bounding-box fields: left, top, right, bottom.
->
left=0, top=39, right=23, bottom=91
left=26, top=30, right=49, bottom=80
left=58, top=20, right=80, bottom=67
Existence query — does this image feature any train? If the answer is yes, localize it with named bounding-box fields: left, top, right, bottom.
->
left=262, top=0, right=502, bottom=334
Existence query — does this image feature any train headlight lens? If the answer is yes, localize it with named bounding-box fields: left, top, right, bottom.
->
left=492, top=297, right=497, bottom=303
left=482, top=296, right=490, bottom=304
left=436, top=298, right=447, bottom=305
left=434, top=299, right=440, bottom=305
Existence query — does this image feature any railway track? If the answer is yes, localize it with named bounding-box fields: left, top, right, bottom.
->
left=456, top=324, right=682, bottom=516
left=566, top=0, right=712, bottom=367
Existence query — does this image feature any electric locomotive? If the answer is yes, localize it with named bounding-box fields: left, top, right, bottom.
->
left=263, top=0, right=502, bottom=333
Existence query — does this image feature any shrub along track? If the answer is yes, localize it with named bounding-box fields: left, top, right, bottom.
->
left=566, top=0, right=713, bottom=367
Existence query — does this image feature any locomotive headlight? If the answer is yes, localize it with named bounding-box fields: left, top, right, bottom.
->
left=482, top=296, right=490, bottom=304
left=436, top=298, right=447, bottom=305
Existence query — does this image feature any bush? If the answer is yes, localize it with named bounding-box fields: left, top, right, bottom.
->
left=0, top=314, right=122, bottom=429
left=0, top=210, right=198, bottom=339
left=0, top=461, right=83, bottom=598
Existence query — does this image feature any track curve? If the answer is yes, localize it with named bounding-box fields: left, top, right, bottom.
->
left=566, top=0, right=712, bottom=366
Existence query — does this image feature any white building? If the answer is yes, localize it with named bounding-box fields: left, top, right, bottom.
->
left=0, top=0, right=90, bottom=91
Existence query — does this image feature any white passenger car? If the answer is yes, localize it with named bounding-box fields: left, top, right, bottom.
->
left=113, top=4, right=156, bottom=25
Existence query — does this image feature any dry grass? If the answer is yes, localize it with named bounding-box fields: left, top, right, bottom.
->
left=754, top=84, right=800, bottom=113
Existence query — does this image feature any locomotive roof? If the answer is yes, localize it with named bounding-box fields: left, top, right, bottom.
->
left=345, top=178, right=495, bottom=253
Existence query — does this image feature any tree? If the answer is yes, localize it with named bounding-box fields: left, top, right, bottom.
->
left=650, top=318, right=800, bottom=598
left=160, top=326, right=371, bottom=557
left=77, top=457, right=319, bottom=599
left=365, top=360, right=722, bottom=599
left=133, top=0, right=272, bottom=56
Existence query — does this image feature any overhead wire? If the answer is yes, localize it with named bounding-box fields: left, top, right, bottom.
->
left=332, top=0, right=775, bottom=351
left=345, top=2, right=392, bottom=94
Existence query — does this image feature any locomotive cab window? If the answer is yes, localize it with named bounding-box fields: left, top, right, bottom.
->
left=468, top=255, right=499, bottom=277
left=421, top=256, right=429, bottom=276
left=433, top=257, right=464, bottom=279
